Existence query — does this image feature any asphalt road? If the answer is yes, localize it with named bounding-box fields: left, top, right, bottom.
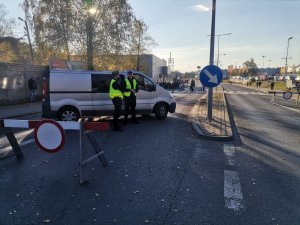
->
left=1, top=87, right=299, bottom=225
left=222, top=83, right=300, bottom=225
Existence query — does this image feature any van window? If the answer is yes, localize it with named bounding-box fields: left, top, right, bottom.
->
left=133, top=73, right=155, bottom=92
left=133, top=73, right=144, bottom=86
left=92, top=74, right=112, bottom=93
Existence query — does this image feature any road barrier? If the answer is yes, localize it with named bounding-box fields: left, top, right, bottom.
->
left=0, top=119, right=109, bottom=184
left=268, top=91, right=300, bottom=105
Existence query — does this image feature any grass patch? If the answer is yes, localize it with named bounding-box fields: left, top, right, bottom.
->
left=258, top=81, right=287, bottom=91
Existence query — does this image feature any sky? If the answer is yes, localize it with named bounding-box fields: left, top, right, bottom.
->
left=1, top=0, right=300, bottom=72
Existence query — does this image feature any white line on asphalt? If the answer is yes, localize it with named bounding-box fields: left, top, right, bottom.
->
left=19, top=138, right=35, bottom=147
left=272, top=102, right=300, bottom=113
left=224, top=170, right=244, bottom=211
left=224, top=144, right=235, bottom=166
left=0, top=138, right=35, bottom=153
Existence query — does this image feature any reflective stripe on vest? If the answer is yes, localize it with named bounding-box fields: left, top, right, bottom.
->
left=123, top=78, right=137, bottom=97
left=109, top=79, right=123, bottom=99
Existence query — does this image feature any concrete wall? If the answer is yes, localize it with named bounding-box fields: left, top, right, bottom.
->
left=0, top=62, right=48, bottom=105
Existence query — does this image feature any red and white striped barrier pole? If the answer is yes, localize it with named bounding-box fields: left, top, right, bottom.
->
left=0, top=119, right=109, bottom=184
left=0, top=119, right=109, bottom=131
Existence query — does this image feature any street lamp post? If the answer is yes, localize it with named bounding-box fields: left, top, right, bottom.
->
left=215, top=33, right=231, bottom=66
left=262, top=55, right=266, bottom=75
left=207, top=33, right=231, bottom=66
left=86, top=8, right=96, bottom=70
left=262, top=55, right=266, bottom=68
left=207, top=0, right=217, bottom=121
left=218, top=53, right=226, bottom=66
left=268, top=59, right=272, bottom=68
left=285, top=37, right=293, bottom=78
left=18, top=17, right=34, bottom=63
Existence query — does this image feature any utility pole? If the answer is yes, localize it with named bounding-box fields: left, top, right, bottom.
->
left=168, top=52, right=174, bottom=82
left=285, top=37, right=293, bottom=78
left=207, top=0, right=216, bottom=121
left=18, top=17, right=34, bottom=63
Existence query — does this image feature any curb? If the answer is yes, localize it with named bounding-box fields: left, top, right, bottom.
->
left=191, top=121, right=233, bottom=141
left=190, top=93, right=234, bottom=142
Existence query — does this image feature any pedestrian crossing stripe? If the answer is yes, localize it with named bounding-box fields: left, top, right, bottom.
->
left=171, top=90, right=268, bottom=95
left=223, top=91, right=267, bottom=95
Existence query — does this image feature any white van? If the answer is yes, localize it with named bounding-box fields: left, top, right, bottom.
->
left=42, top=70, right=176, bottom=121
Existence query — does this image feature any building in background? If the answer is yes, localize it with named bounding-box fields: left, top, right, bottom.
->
left=139, top=54, right=169, bottom=81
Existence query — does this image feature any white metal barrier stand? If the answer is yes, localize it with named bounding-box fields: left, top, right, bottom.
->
left=78, top=119, right=109, bottom=184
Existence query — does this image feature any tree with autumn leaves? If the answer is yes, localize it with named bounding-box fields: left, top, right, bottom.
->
left=0, top=0, right=156, bottom=70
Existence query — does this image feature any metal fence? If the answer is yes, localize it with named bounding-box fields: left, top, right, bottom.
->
left=0, top=62, right=48, bottom=106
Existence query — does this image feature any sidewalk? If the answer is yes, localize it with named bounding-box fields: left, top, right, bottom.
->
left=0, top=102, right=42, bottom=119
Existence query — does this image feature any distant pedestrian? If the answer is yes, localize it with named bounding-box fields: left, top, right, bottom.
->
left=190, top=79, right=195, bottom=92
left=28, top=76, right=37, bottom=102
left=270, top=81, right=274, bottom=90
left=258, top=81, right=262, bottom=87
left=109, top=71, right=123, bottom=131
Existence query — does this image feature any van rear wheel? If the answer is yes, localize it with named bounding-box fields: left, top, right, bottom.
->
left=154, top=103, right=168, bottom=120
left=58, top=107, right=80, bottom=121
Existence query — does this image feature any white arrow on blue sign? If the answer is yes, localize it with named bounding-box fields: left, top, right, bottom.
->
left=199, top=65, right=223, bottom=88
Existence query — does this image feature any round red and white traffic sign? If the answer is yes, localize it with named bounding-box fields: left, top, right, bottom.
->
left=283, top=91, right=292, bottom=100
left=34, top=120, right=65, bottom=153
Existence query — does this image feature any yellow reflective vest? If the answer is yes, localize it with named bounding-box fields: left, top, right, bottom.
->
left=109, top=79, right=123, bottom=99
left=123, top=78, right=137, bottom=97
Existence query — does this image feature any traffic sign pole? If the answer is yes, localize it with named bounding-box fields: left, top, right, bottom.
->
left=208, top=0, right=216, bottom=121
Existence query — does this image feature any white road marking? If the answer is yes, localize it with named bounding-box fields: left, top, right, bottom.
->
left=224, top=144, right=235, bottom=166
left=19, top=138, right=35, bottom=147
left=224, top=91, right=268, bottom=95
left=224, top=170, right=244, bottom=211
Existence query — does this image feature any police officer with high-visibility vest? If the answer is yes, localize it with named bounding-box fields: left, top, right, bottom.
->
left=109, top=71, right=123, bottom=131
left=123, top=70, right=139, bottom=124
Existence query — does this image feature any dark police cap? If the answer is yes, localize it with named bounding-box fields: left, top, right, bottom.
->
left=112, top=70, right=119, bottom=76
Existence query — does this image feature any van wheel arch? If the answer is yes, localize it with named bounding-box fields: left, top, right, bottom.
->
left=154, top=102, right=169, bottom=120
left=57, top=106, right=80, bottom=121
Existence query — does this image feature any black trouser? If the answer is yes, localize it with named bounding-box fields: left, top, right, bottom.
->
left=124, top=95, right=137, bottom=122
left=112, top=97, right=122, bottom=128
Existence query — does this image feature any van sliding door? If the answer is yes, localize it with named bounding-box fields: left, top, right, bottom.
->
left=91, top=74, right=114, bottom=115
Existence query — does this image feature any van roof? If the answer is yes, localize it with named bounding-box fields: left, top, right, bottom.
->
left=50, top=69, right=116, bottom=74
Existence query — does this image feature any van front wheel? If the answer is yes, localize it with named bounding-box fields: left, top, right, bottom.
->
left=154, top=103, right=168, bottom=120
left=58, top=107, right=80, bottom=121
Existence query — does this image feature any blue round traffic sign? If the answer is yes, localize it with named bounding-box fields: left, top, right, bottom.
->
left=199, top=65, right=223, bottom=88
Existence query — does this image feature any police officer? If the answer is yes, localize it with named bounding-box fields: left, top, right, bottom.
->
left=123, top=70, right=139, bottom=124
left=109, top=71, right=123, bottom=131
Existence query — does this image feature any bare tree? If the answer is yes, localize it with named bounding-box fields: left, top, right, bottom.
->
left=0, top=4, right=15, bottom=37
